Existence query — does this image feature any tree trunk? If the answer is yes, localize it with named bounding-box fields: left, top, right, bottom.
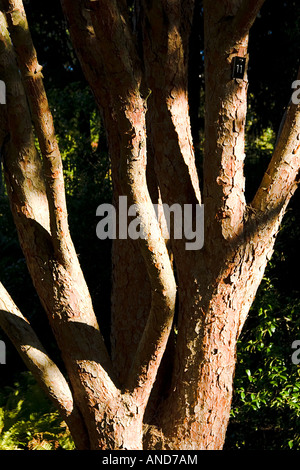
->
left=0, top=0, right=299, bottom=451
left=155, top=1, right=299, bottom=449
left=158, top=216, right=285, bottom=449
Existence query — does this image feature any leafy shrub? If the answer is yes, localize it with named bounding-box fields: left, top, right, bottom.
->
left=226, top=275, right=300, bottom=450
left=0, top=372, right=75, bottom=450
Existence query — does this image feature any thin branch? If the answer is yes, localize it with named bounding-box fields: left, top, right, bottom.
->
left=233, top=0, right=266, bottom=38
left=0, top=282, right=89, bottom=449
left=251, top=68, right=300, bottom=215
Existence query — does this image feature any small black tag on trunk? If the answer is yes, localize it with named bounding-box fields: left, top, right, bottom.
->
left=232, top=56, right=246, bottom=79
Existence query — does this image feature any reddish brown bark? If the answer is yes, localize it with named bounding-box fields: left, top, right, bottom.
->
left=0, top=0, right=299, bottom=451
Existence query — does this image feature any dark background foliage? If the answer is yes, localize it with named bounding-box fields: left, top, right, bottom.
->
left=0, top=0, right=299, bottom=449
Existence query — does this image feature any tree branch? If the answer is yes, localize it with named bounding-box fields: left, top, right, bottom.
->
left=251, top=68, right=300, bottom=215
left=120, top=121, right=177, bottom=409
left=233, top=0, right=266, bottom=38
left=66, top=0, right=177, bottom=409
left=0, top=7, right=51, bottom=233
left=3, top=0, right=76, bottom=269
left=60, top=0, right=111, bottom=111
left=0, top=282, right=89, bottom=449
left=86, top=0, right=142, bottom=94
left=142, top=0, right=201, bottom=209
left=202, top=1, right=248, bottom=243
left=0, top=6, right=121, bottom=446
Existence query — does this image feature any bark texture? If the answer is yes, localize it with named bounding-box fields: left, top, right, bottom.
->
left=0, top=0, right=299, bottom=451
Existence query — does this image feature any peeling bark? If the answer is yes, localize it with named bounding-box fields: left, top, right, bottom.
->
left=0, top=0, right=299, bottom=451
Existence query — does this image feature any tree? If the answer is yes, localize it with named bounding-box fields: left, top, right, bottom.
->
left=0, top=0, right=299, bottom=450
